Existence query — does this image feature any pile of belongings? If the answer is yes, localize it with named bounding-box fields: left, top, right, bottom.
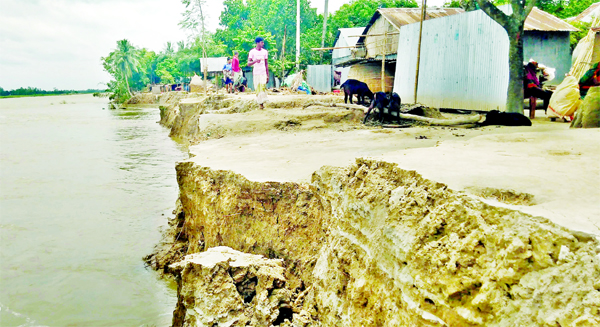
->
left=282, top=71, right=312, bottom=94
left=548, top=62, right=600, bottom=121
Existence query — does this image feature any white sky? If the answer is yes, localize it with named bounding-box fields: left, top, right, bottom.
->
left=0, top=0, right=447, bottom=90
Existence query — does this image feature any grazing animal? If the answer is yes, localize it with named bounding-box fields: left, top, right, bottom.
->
left=479, top=110, right=532, bottom=126
left=364, top=92, right=402, bottom=124
left=364, top=92, right=388, bottom=123
left=341, top=79, right=373, bottom=105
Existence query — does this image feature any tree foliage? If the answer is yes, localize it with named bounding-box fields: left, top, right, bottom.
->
left=445, top=0, right=600, bottom=19
left=0, top=87, right=103, bottom=97
left=99, top=0, right=424, bottom=97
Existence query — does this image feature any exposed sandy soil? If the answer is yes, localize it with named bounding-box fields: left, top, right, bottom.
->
left=181, top=95, right=599, bottom=236
left=142, top=92, right=600, bottom=326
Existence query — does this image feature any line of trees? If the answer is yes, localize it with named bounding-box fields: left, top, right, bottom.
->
left=0, top=87, right=103, bottom=97
left=101, top=0, right=419, bottom=102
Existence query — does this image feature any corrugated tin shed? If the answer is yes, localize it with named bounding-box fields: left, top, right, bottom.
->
left=333, top=28, right=365, bottom=51
left=356, top=7, right=464, bottom=59
left=332, top=27, right=366, bottom=65
left=307, top=65, right=333, bottom=93
left=394, top=9, right=509, bottom=111
left=523, top=7, right=579, bottom=31
left=200, top=57, right=228, bottom=73
left=379, top=7, right=465, bottom=29
left=567, top=2, right=600, bottom=23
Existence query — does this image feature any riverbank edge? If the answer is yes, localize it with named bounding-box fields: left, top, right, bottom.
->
left=143, top=92, right=600, bottom=327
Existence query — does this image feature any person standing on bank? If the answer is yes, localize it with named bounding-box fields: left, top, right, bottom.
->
left=248, top=37, right=269, bottom=108
left=232, top=51, right=243, bottom=93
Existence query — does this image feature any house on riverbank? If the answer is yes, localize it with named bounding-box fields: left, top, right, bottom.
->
left=347, top=7, right=464, bottom=93
left=393, top=6, right=577, bottom=111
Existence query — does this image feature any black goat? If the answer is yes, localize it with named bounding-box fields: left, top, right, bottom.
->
left=364, top=92, right=402, bottom=124
left=478, top=110, right=532, bottom=126
left=341, top=79, right=374, bottom=105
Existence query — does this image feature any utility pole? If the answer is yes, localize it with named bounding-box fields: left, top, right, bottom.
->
left=320, top=0, right=329, bottom=64
left=282, top=26, right=287, bottom=87
left=296, top=0, right=300, bottom=71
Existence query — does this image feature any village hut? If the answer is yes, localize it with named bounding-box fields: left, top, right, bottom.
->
left=567, top=2, right=600, bottom=24
left=200, top=57, right=228, bottom=77
left=332, top=27, right=366, bottom=65
left=521, top=7, right=579, bottom=85
left=393, top=6, right=578, bottom=111
left=332, top=27, right=365, bottom=85
left=348, top=7, right=464, bottom=93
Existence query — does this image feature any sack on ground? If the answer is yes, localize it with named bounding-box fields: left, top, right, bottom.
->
left=548, top=76, right=582, bottom=119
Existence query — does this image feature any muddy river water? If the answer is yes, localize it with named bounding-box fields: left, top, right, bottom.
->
left=0, top=94, right=184, bottom=326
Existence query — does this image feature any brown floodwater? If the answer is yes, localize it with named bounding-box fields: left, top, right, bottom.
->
left=0, top=94, right=185, bottom=326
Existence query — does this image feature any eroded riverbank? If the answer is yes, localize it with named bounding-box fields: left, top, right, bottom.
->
left=139, top=92, right=600, bottom=326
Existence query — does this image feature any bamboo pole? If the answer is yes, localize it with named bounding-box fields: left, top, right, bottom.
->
left=311, top=45, right=359, bottom=51
left=414, top=0, right=427, bottom=103
left=381, top=30, right=387, bottom=92
left=398, top=112, right=482, bottom=125
left=348, top=32, right=399, bottom=37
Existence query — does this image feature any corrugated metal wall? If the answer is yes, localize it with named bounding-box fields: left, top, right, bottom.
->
left=307, top=65, right=333, bottom=93
left=523, top=31, right=570, bottom=85
left=394, top=10, right=509, bottom=111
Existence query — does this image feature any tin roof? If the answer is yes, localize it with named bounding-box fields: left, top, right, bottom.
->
left=358, top=7, right=464, bottom=44
left=333, top=27, right=366, bottom=48
left=379, top=7, right=464, bottom=29
left=567, top=2, right=600, bottom=23
left=523, top=7, right=579, bottom=31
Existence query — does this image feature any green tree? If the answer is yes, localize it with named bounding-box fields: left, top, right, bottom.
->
left=214, top=0, right=323, bottom=74
left=535, top=0, right=599, bottom=19
left=328, top=0, right=417, bottom=31
left=112, top=39, right=141, bottom=97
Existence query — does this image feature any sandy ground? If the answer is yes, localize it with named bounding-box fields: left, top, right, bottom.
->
left=184, top=104, right=599, bottom=237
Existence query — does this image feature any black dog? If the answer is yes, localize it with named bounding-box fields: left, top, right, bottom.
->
left=341, top=79, right=373, bottom=105
left=364, top=92, right=402, bottom=124
left=478, top=110, right=532, bottom=126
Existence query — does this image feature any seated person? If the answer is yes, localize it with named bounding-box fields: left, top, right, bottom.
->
left=524, top=61, right=552, bottom=109
left=579, top=62, right=600, bottom=99
left=333, top=69, right=341, bottom=87
left=222, top=58, right=234, bottom=93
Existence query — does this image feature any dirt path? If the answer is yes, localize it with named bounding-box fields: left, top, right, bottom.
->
left=186, top=112, right=599, bottom=236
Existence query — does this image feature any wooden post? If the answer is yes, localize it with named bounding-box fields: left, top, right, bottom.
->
left=414, top=0, right=427, bottom=103
left=381, top=30, right=387, bottom=93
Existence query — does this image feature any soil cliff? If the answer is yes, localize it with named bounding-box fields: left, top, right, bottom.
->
left=147, top=158, right=600, bottom=327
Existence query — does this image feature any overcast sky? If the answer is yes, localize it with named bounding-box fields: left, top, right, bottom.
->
left=0, top=0, right=446, bottom=91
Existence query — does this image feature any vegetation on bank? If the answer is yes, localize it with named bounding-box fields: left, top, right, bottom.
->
left=101, top=0, right=419, bottom=103
left=100, top=0, right=595, bottom=104
left=0, top=87, right=105, bottom=98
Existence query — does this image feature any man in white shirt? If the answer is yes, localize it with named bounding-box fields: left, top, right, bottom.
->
left=247, top=37, right=269, bottom=109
